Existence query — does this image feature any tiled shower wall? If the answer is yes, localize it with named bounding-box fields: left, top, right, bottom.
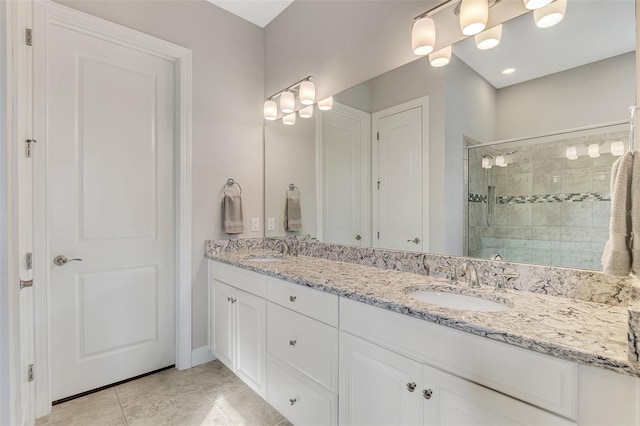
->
left=467, top=126, right=628, bottom=270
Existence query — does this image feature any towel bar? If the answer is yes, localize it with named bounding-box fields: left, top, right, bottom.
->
left=287, top=183, right=300, bottom=197
left=224, top=178, right=242, bottom=195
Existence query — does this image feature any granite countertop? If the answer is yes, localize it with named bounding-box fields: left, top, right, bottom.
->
left=207, top=249, right=639, bottom=378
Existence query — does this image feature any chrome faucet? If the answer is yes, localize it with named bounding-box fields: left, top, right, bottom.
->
left=458, top=260, right=480, bottom=288
left=278, top=241, right=290, bottom=255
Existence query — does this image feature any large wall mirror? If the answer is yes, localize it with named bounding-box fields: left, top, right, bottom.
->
left=264, top=0, right=636, bottom=271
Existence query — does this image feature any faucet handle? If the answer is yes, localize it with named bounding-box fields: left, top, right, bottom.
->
left=495, top=273, right=518, bottom=293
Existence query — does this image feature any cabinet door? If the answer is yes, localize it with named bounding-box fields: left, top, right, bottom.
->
left=422, top=364, right=575, bottom=426
left=339, top=332, right=423, bottom=426
left=235, top=288, right=267, bottom=397
left=211, top=280, right=234, bottom=370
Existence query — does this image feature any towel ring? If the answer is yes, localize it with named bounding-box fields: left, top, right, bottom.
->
left=224, top=178, right=242, bottom=195
left=287, top=183, right=300, bottom=197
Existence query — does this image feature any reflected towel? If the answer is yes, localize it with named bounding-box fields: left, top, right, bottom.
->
left=602, top=151, right=633, bottom=276
left=223, top=195, right=244, bottom=234
left=284, top=194, right=302, bottom=231
left=632, top=151, right=640, bottom=275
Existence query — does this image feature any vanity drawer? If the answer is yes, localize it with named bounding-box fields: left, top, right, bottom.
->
left=210, top=261, right=267, bottom=298
left=267, top=353, right=338, bottom=426
left=267, top=276, right=339, bottom=326
left=267, top=302, right=338, bottom=392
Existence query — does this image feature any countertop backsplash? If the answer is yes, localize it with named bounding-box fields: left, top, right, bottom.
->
left=206, top=238, right=634, bottom=307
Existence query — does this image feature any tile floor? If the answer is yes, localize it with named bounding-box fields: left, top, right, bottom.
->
left=35, top=361, right=291, bottom=426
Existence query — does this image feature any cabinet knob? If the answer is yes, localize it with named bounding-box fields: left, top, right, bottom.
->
left=289, top=295, right=297, bottom=302
left=289, top=339, right=297, bottom=347
left=406, top=382, right=416, bottom=392
left=227, top=297, right=236, bottom=303
left=423, top=389, right=433, bottom=400
left=227, top=296, right=232, bottom=302
left=289, top=398, right=297, bottom=406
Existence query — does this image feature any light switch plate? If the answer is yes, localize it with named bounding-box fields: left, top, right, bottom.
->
left=267, top=217, right=275, bottom=231
left=251, top=218, right=260, bottom=232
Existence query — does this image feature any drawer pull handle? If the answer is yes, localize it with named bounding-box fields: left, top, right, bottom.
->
left=289, top=398, right=297, bottom=406
left=289, top=339, right=297, bottom=347
left=423, top=389, right=433, bottom=400
left=289, top=295, right=297, bottom=302
left=406, top=382, right=416, bottom=392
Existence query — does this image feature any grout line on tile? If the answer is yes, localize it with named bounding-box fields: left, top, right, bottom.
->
left=113, top=385, right=130, bottom=425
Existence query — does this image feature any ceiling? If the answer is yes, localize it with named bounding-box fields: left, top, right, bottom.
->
left=206, top=0, right=294, bottom=27
left=454, top=0, right=636, bottom=89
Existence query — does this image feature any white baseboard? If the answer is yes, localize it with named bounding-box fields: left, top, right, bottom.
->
left=191, top=346, right=216, bottom=367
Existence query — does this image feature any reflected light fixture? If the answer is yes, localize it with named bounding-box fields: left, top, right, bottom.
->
left=495, top=155, right=506, bottom=167
left=475, top=24, right=502, bottom=50
left=611, top=141, right=625, bottom=156
left=523, top=0, right=552, bottom=10
left=318, top=96, right=334, bottom=111
left=565, top=146, right=578, bottom=160
left=588, top=144, right=600, bottom=158
left=263, top=100, right=277, bottom=121
left=459, top=0, right=488, bottom=36
left=299, top=105, right=314, bottom=119
left=283, top=113, right=296, bottom=126
left=299, top=81, right=315, bottom=105
left=429, top=45, right=452, bottom=67
left=534, top=0, right=567, bottom=28
left=482, top=155, right=493, bottom=169
left=280, top=91, right=295, bottom=114
left=412, top=16, right=436, bottom=56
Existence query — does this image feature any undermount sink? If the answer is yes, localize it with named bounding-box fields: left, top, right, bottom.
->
left=247, top=255, right=284, bottom=263
left=407, top=289, right=509, bottom=312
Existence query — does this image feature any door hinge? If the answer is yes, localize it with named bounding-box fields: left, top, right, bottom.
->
left=25, top=139, right=37, bottom=158
left=26, top=28, right=32, bottom=46
left=377, top=181, right=381, bottom=190
left=27, top=364, right=34, bottom=382
left=377, top=231, right=380, bottom=239
left=26, top=252, right=32, bottom=270
left=377, top=132, right=379, bottom=141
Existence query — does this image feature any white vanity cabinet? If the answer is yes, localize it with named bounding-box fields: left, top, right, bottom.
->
left=209, top=262, right=267, bottom=396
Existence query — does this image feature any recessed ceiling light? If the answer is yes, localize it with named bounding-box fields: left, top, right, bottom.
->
left=502, top=67, right=516, bottom=75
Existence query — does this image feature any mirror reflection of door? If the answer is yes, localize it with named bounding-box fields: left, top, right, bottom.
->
left=318, top=103, right=371, bottom=246
left=373, top=97, right=429, bottom=253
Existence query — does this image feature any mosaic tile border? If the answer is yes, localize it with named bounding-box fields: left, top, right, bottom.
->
left=468, top=192, right=611, bottom=204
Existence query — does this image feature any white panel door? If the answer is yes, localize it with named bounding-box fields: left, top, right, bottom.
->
left=339, top=332, right=423, bottom=426
left=46, top=20, right=175, bottom=400
left=320, top=104, right=371, bottom=246
left=375, top=106, right=424, bottom=252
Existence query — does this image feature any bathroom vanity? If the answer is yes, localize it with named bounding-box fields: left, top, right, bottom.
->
left=207, top=241, right=640, bottom=426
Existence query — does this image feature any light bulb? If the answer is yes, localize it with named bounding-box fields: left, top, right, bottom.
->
left=523, top=0, right=552, bottom=10
left=283, top=112, right=296, bottom=126
left=495, top=155, right=506, bottom=167
left=299, top=105, right=314, bottom=119
left=318, top=96, right=333, bottom=111
left=565, top=146, right=578, bottom=160
left=475, top=24, right=502, bottom=50
left=459, top=0, right=488, bottom=36
left=611, top=141, right=624, bottom=156
left=412, top=17, right=436, bottom=56
left=588, top=144, right=600, bottom=158
left=429, top=45, right=452, bottom=67
left=482, top=157, right=492, bottom=169
left=299, top=81, right=315, bottom=105
left=280, top=91, right=295, bottom=114
left=263, top=100, right=277, bottom=121
left=534, top=0, right=567, bottom=28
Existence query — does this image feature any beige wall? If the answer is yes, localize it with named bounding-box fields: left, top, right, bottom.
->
left=55, top=0, right=264, bottom=350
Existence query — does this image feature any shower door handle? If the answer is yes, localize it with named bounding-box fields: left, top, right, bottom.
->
left=407, top=237, right=421, bottom=244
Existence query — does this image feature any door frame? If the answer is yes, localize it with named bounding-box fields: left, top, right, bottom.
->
left=31, top=0, right=193, bottom=416
left=371, top=96, right=429, bottom=252
left=316, top=102, right=372, bottom=245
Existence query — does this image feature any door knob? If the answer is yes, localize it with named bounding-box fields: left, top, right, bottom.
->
left=355, top=234, right=362, bottom=241
left=53, top=255, right=83, bottom=266
left=407, top=238, right=421, bottom=244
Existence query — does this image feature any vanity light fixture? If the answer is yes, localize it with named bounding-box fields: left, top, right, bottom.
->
left=280, top=91, right=295, bottom=114
left=523, top=0, right=552, bottom=10
left=459, top=0, right=489, bottom=36
left=475, top=24, right=502, bottom=50
left=588, top=143, right=600, bottom=158
left=283, top=113, right=296, bottom=126
left=429, top=45, right=452, bottom=67
left=412, top=16, right=436, bottom=56
left=318, top=96, right=334, bottom=111
left=565, top=146, right=578, bottom=160
left=610, top=141, right=625, bottom=156
left=299, top=81, right=316, bottom=105
left=534, top=0, right=567, bottom=28
left=299, top=105, right=314, bottom=119
left=263, top=100, right=278, bottom=121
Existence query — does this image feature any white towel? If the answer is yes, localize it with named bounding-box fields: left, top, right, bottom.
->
left=632, top=151, right=640, bottom=275
left=223, top=195, right=244, bottom=234
left=602, top=152, right=634, bottom=276
left=284, top=194, right=302, bottom=231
